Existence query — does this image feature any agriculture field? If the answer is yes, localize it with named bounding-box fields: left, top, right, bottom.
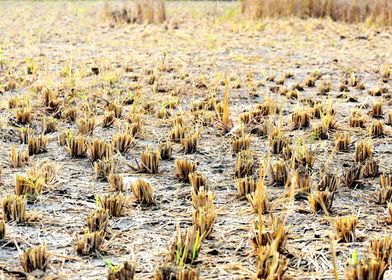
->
left=0, top=1, right=392, bottom=279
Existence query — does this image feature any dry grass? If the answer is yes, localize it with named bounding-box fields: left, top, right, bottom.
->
left=19, top=244, right=49, bottom=272
left=175, top=159, right=196, bottom=182
left=140, top=147, right=160, bottom=174
left=108, top=173, right=124, bottom=192
left=28, top=135, right=48, bottom=155
left=88, top=139, right=113, bottom=162
left=369, top=236, right=392, bottom=264
left=2, top=195, right=26, bottom=223
left=132, top=178, right=154, bottom=205
left=1, top=1, right=392, bottom=279
left=99, top=193, right=127, bottom=217
left=242, top=0, right=392, bottom=25
left=103, top=0, right=166, bottom=25
left=0, top=220, right=5, bottom=240
left=66, top=135, right=87, bottom=158
left=108, top=260, right=136, bottom=280
left=94, top=159, right=115, bottom=181
left=235, top=150, right=255, bottom=178
left=345, top=258, right=388, bottom=280
left=9, top=145, right=29, bottom=168
left=85, top=208, right=109, bottom=233
left=75, top=230, right=105, bottom=255
left=335, top=216, right=358, bottom=243
left=308, top=190, right=334, bottom=214
left=189, top=172, right=207, bottom=194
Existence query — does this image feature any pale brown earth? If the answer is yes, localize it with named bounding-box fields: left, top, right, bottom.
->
left=0, top=1, right=392, bottom=279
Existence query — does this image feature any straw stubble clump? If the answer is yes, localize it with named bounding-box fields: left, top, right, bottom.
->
left=104, top=0, right=166, bottom=25
left=175, top=159, right=196, bottom=182
left=99, top=193, right=127, bottom=217
left=236, top=176, right=256, bottom=197
left=140, top=148, right=160, bottom=174
left=88, top=139, right=113, bottom=162
left=235, top=150, right=255, bottom=178
left=75, top=230, right=105, bottom=255
left=377, top=173, right=392, bottom=204
left=159, top=141, right=173, bottom=160
left=189, top=172, right=207, bottom=194
left=192, top=189, right=216, bottom=239
left=112, top=133, right=133, bottom=153
left=76, top=116, right=96, bottom=134
left=0, top=220, right=6, bottom=240
left=345, top=258, right=388, bottom=280
left=28, top=135, right=48, bottom=155
left=335, top=216, right=358, bottom=243
left=132, top=178, right=154, bottom=205
left=15, top=174, right=44, bottom=198
left=387, top=204, right=392, bottom=224
left=153, top=266, right=199, bottom=280
left=94, top=159, right=115, bottom=181
left=369, top=236, right=392, bottom=264
left=181, top=130, right=200, bottom=154
left=246, top=164, right=270, bottom=214
left=170, top=225, right=202, bottom=266
left=108, top=260, right=136, bottom=280
left=308, top=191, right=334, bottom=214
left=9, top=145, right=29, bottom=168
left=232, top=134, right=250, bottom=154
left=108, top=173, right=124, bottom=192
left=66, top=135, right=87, bottom=158
left=20, top=244, right=49, bottom=273
left=2, top=195, right=27, bottom=222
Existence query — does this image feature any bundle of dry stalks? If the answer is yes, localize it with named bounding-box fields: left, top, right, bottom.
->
left=345, top=258, right=388, bottom=280
left=2, top=195, right=26, bottom=223
left=369, top=236, right=392, bottom=264
left=154, top=266, right=199, bottom=280
left=103, top=0, right=166, bottom=25
left=75, top=230, right=105, bottom=255
left=108, top=260, right=136, bottom=280
left=0, top=221, right=5, bottom=240
left=249, top=216, right=289, bottom=255
left=241, top=0, right=392, bottom=26
left=132, top=178, right=154, bottom=205
left=170, top=225, right=202, bottom=266
left=86, top=208, right=109, bottom=233
left=335, top=216, right=357, bottom=242
left=20, top=244, right=49, bottom=272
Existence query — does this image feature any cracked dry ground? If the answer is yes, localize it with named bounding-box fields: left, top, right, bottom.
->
left=1, top=1, right=392, bottom=279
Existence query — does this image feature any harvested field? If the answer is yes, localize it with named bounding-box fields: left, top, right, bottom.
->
left=0, top=1, right=392, bottom=279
